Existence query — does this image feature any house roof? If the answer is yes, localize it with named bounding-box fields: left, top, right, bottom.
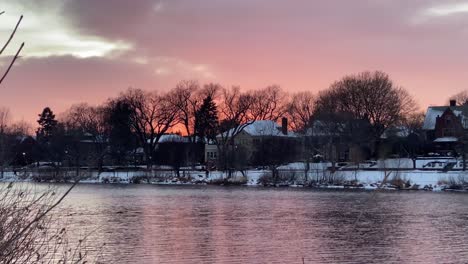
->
left=380, top=126, right=411, bottom=139
left=423, top=105, right=468, bottom=130
left=147, top=134, right=188, bottom=144
left=221, top=120, right=296, bottom=138
left=304, top=120, right=345, bottom=137
left=434, top=137, right=458, bottom=143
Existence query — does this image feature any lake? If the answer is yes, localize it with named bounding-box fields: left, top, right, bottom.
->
left=53, top=184, right=468, bottom=263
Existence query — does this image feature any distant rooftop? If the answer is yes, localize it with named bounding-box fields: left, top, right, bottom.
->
left=423, top=105, right=468, bottom=130
left=221, top=120, right=296, bottom=138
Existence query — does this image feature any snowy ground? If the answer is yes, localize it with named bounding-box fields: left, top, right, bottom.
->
left=1, top=158, right=467, bottom=191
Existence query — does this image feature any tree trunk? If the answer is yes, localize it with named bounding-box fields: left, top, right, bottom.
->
left=463, top=151, right=466, bottom=172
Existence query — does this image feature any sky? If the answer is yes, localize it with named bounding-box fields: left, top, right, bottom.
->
left=1, top=0, right=468, bottom=125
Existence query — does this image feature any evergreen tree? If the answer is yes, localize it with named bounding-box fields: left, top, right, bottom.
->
left=194, top=95, right=218, bottom=143
left=105, top=99, right=135, bottom=164
left=36, top=107, right=58, bottom=142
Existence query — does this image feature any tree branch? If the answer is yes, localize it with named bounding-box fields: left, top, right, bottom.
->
left=0, top=42, right=24, bottom=85
left=0, top=15, right=22, bottom=55
left=0, top=181, right=78, bottom=252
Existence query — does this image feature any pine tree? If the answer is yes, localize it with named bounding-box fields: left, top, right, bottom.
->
left=36, top=107, right=58, bottom=142
left=106, top=99, right=135, bottom=164
left=194, top=96, right=218, bottom=143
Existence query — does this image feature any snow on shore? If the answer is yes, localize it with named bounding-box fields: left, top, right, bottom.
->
left=0, top=167, right=464, bottom=188
left=1, top=159, right=467, bottom=189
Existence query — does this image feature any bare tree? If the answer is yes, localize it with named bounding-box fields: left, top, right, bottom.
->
left=9, top=120, right=33, bottom=136
left=169, top=81, right=221, bottom=142
left=286, top=91, right=315, bottom=132
left=121, top=88, right=179, bottom=168
left=169, top=80, right=199, bottom=142
left=249, top=85, right=287, bottom=121
left=449, top=90, right=468, bottom=106
left=315, top=71, right=417, bottom=141
left=215, top=86, right=255, bottom=173
left=214, top=85, right=290, bottom=174
left=62, top=103, right=109, bottom=171
left=401, top=111, right=425, bottom=134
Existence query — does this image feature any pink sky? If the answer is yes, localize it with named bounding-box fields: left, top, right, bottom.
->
left=1, top=0, right=468, bottom=125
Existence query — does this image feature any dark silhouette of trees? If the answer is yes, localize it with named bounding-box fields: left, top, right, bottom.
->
left=215, top=85, right=290, bottom=172
left=155, top=142, right=190, bottom=177
left=249, top=85, right=287, bottom=121
left=169, top=81, right=221, bottom=143
left=194, top=95, right=218, bottom=143
left=1, top=67, right=428, bottom=176
left=448, top=90, right=468, bottom=106
left=215, top=86, right=256, bottom=172
left=286, top=91, right=315, bottom=132
left=36, top=107, right=58, bottom=143
left=315, top=71, right=417, bottom=141
left=120, top=88, right=179, bottom=168
left=105, top=98, right=135, bottom=165
left=62, top=103, right=109, bottom=170
left=252, top=136, right=299, bottom=183
left=169, top=80, right=200, bottom=142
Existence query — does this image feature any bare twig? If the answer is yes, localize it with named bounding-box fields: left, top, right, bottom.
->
left=0, top=181, right=78, bottom=253
left=0, top=42, right=24, bottom=85
left=0, top=15, right=22, bottom=55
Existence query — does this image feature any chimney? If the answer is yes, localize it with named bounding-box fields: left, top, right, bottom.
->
left=450, top=99, right=456, bottom=107
left=281, top=117, right=288, bottom=135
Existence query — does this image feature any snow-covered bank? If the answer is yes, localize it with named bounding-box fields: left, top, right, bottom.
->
left=1, top=165, right=467, bottom=192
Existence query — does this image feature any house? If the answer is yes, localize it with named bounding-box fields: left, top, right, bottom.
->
left=204, top=140, right=218, bottom=164
left=422, top=100, right=468, bottom=154
left=205, top=118, right=298, bottom=165
left=303, top=117, right=374, bottom=162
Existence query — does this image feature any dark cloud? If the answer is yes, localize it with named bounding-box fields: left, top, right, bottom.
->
left=62, top=0, right=157, bottom=41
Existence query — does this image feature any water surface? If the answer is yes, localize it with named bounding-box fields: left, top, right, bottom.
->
left=54, top=184, right=468, bottom=263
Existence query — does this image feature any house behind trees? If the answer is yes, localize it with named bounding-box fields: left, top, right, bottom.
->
left=206, top=118, right=298, bottom=166
left=423, top=99, right=468, bottom=154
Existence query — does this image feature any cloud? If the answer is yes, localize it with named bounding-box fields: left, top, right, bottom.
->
left=1, top=1, right=131, bottom=58
left=425, top=2, right=468, bottom=17
left=153, top=56, right=215, bottom=79
left=154, top=1, right=165, bottom=13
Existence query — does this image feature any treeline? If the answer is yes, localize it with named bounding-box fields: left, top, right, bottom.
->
left=0, top=71, right=427, bottom=173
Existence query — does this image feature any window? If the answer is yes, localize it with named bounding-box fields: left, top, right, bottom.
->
left=443, top=128, right=455, bottom=137
left=446, top=116, right=452, bottom=125
left=207, top=152, right=217, bottom=159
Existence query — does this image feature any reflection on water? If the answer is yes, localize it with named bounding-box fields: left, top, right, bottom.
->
left=53, top=184, right=468, bottom=263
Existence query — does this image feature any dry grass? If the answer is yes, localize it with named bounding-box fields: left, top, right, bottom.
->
left=0, top=183, right=98, bottom=263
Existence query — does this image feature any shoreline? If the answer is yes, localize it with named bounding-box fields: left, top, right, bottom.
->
left=1, top=169, right=466, bottom=193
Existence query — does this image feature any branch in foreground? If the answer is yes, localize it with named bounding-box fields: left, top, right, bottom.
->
left=0, top=180, right=78, bottom=255
left=0, top=15, right=23, bottom=55
left=0, top=42, right=24, bottom=85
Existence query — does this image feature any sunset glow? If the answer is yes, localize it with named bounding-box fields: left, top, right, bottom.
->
left=2, top=0, right=468, bottom=124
